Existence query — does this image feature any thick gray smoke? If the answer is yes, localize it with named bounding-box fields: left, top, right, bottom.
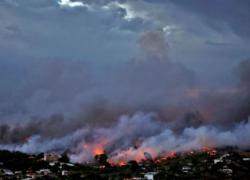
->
left=0, top=31, right=250, bottom=162
left=232, top=59, right=250, bottom=121
left=0, top=112, right=249, bottom=163
left=0, top=30, right=195, bottom=141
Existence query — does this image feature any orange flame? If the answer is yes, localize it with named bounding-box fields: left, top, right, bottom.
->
left=201, top=147, right=217, bottom=156
left=82, top=143, right=105, bottom=156
left=93, top=146, right=105, bottom=155
left=81, top=142, right=218, bottom=166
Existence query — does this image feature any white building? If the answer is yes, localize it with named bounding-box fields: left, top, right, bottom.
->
left=243, top=157, right=250, bottom=161
left=221, top=168, right=233, bottom=175
left=62, top=170, right=69, bottom=176
left=44, top=153, right=61, bottom=162
left=214, top=153, right=230, bottom=164
left=182, top=166, right=191, bottom=173
left=3, top=169, right=14, bottom=176
left=214, top=159, right=223, bottom=164
left=144, top=172, right=159, bottom=180
left=37, top=169, right=51, bottom=175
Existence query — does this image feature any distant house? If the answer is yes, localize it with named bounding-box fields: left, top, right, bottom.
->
left=243, top=157, right=250, bottom=161
left=49, top=162, right=56, bottom=166
left=26, top=173, right=41, bottom=179
left=59, top=162, right=75, bottom=169
left=14, top=171, right=23, bottom=179
left=44, top=153, right=61, bottom=162
left=144, top=172, right=161, bottom=180
left=62, top=170, right=69, bottom=176
left=214, top=153, right=230, bottom=164
left=65, top=163, right=74, bottom=167
left=221, top=168, right=233, bottom=175
left=221, top=154, right=230, bottom=159
left=214, top=159, right=223, bottom=164
left=182, top=166, right=191, bottom=173
left=37, top=169, right=51, bottom=176
left=3, top=169, right=14, bottom=176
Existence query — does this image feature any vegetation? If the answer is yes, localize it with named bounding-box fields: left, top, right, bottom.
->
left=0, top=149, right=249, bottom=179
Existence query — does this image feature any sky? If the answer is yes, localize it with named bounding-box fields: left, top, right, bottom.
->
left=1, top=0, right=249, bottom=84
left=0, top=0, right=250, bottom=125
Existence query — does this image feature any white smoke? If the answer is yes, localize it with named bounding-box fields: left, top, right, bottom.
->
left=108, top=113, right=250, bottom=163
left=1, top=112, right=249, bottom=163
left=0, top=129, right=88, bottom=154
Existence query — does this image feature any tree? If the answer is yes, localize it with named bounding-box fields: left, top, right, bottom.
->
left=59, top=152, right=69, bottom=163
left=94, top=153, right=110, bottom=167
left=127, top=160, right=139, bottom=172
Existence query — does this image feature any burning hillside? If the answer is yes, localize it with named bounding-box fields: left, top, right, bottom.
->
left=0, top=112, right=250, bottom=165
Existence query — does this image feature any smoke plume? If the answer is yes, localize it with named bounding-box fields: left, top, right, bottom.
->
left=0, top=31, right=250, bottom=163
left=1, top=112, right=250, bottom=164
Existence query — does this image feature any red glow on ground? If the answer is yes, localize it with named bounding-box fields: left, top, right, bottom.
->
left=202, top=147, right=217, bottom=156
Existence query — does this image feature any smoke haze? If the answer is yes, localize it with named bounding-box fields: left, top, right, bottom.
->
left=0, top=0, right=250, bottom=163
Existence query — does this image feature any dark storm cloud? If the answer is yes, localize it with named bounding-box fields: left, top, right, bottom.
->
left=173, top=0, right=250, bottom=38
left=0, top=0, right=137, bottom=61
left=74, top=0, right=250, bottom=38
left=0, top=29, right=196, bottom=145
left=0, top=0, right=249, bottom=121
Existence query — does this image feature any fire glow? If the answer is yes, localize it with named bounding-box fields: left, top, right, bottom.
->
left=84, top=142, right=217, bottom=166
left=82, top=144, right=105, bottom=156
left=1, top=112, right=250, bottom=165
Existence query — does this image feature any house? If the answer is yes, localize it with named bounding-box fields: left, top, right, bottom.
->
left=59, top=162, right=75, bottom=169
left=144, top=172, right=160, bottom=180
left=2, top=169, right=14, bottom=176
left=221, top=153, right=230, bottom=159
left=182, top=166, right=191, bottom=173
left=37, top=169, right=51, bottom=175
left=0, top=169, right=14, bottom=179
left=44, top=153, right=61, bottom=162
left=221, top=168, right=233, bottom=175
left=14, top=171, right=23, bottom=179
left=65, top=163, right=74, bottom=167
left=214, top=153, right=230, bottom=164
left=243, top=157, right=250, bottom=161
left=214, top=159, right=223, bottom=164
left=62, top=170, right=69, bottom=176
left=26, top=170, right=40, bottom=179
left=26, top=173, right=41, bottom=179
left=49, top=162, right=56, bottom=166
